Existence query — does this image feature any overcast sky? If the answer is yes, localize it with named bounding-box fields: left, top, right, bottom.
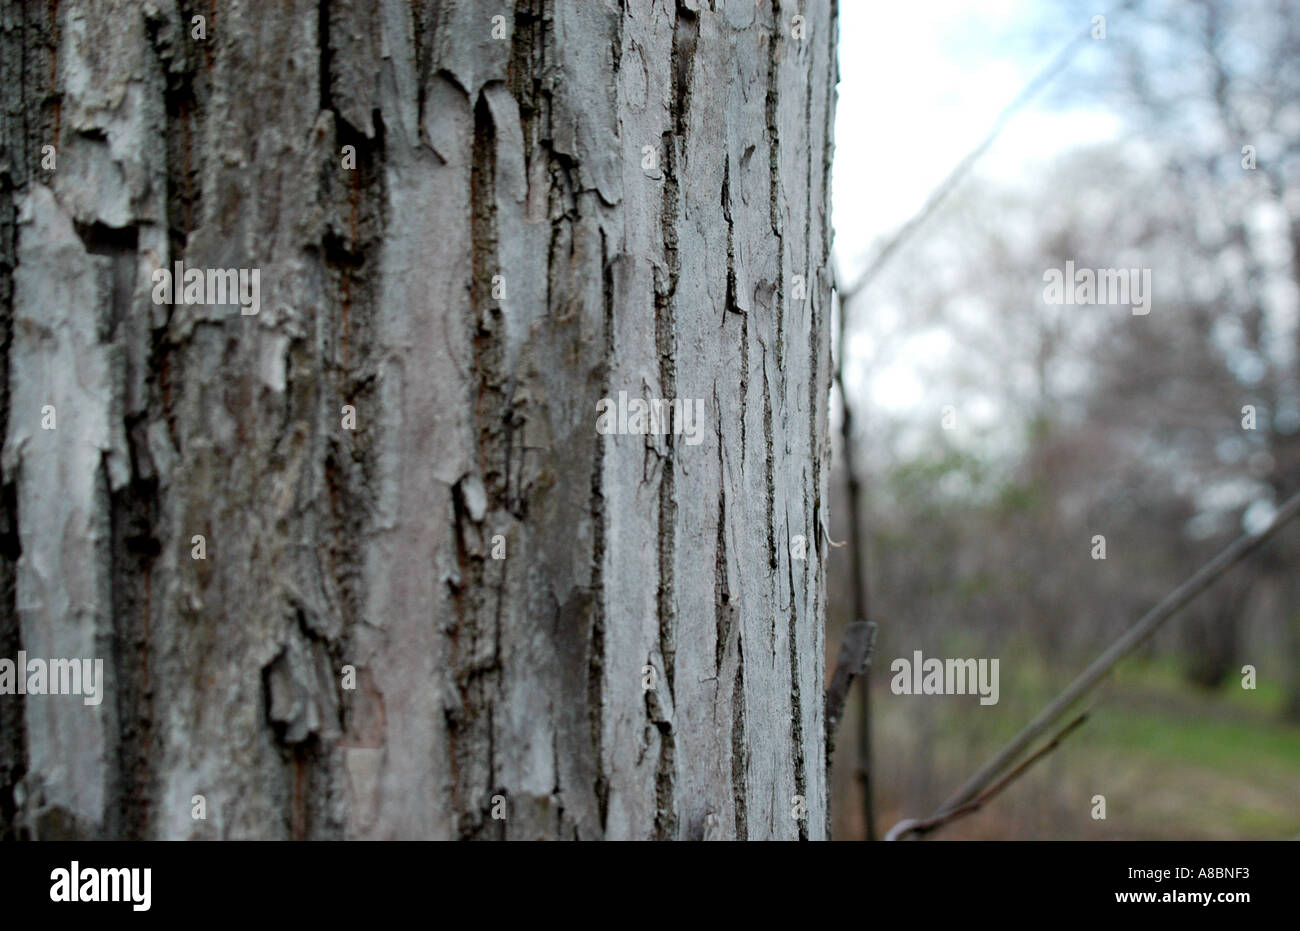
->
left=832, top=1, right=1123, bottom=425
left=833, top=0, right=1121, bottom=270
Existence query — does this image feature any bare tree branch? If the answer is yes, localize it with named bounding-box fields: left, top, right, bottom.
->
left=935, top=487, right=1300, bottom=819
left=831, top=267, right=878, bottom=839
left=886, top=713, right=1089, bottom=840
left=826, top=620, right=877, bottom=750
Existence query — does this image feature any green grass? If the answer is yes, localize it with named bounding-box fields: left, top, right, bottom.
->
left=1093, top=699, right=1300, bottom=777
left=1113, top=654, right=1289, bottom=715
left=861, top=651, right=1300, bottom=839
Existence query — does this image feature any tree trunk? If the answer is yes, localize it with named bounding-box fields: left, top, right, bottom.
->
left=0, top=0, right=836, bottom=840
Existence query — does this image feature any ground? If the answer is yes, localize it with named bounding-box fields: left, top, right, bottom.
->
left=834, top=653, right=1300, bottom=840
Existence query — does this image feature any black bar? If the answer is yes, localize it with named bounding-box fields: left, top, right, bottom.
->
left=0, top=840, right=1286, bottom=919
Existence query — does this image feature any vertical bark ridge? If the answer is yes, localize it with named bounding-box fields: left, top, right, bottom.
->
left=0, top=0, right=57, bottom=838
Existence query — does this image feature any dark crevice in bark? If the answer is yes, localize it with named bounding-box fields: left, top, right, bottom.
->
left=762, top=361, right=779, bottom=580
left=146, top=1, right=204, bottom=259
left=659, top=8, right=696, bottom=678
left=316, top=104, right=386, bottom=600
left=77, top=221, right=160, bottom=842
left=740, top=307, right=750, bottom=478
left=0, top=474, right=21, bottom=840
left=409, top=0, right=440, bottom=137
left=508, top=0, right=547, bottom=175
left=469, top=88, right=501, bottom=454
left=723, top=156, right=748, bottom=483
left=652, top=489, right=677, bottom=833
left=444, top=90, right=509, bottom=841
left=74, top=221, right=137, bottom=339
left=642, top=6, right=702, bottom=837
left=731, top=641, right=748, bottom=839
left=765, top=7, right=788, bottom=385
left=303, top=12, right=388, bottom=837
left=0, top=0, right=61, bottom=839
left=471, top=91, right=511, bottom=513
left=762, top=349, right=779, bottom=669
left=321, top=110, right=384, bottom=367
left=722, top=154, right=739, bottom=321
left=448, top=475, right=502, bottom=840
left=409, top=1, right=425, bottom=130
left=766, top=0, right=783, bottom=239
left=762, top=4, right=785, bottom=584
left=485, top=553, right=506, bottom=838
left=277, top=732, right=327, bottom=841
left=785, top=510, right=808, bottom=840
left=672, top=3, right=698, bottom=139
left=714, top=436, right=731, bottom=674
left=285, top=333, right=358, bottom=843
left=0, top=256, right=17, bottom=835
left=588, top=230, right=614, bottom=832
left=102, top=446, right=158, bottom=841
left=261, top=605, right=345, bottom=839
left=45, top=0, right=62, bottom=146
left=7, top=0, right=58, bottom=189
left=653, top=374, right=677, bottom=698
left=647, top=691, right=678, bottom=839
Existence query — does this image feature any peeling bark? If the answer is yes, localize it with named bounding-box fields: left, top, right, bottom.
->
left=0, top=0, right=836, bottom=840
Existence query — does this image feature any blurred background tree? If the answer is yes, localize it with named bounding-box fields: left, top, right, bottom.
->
left=830, top=0, right=1300, bottom=839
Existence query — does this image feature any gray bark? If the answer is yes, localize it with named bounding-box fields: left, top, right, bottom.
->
left=0, top=0, right=837, bottom=840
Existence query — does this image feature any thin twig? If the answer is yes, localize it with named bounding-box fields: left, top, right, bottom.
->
left=886, top=712, right=1089, bottom=840
left=935, top=488, right=1300, bottom=817
left=825, top=620, right=877, bottom=750
left=832, top=268, right=877, bottom=839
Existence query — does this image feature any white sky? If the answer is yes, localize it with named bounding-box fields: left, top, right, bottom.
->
left=833, top=0, right=1122, bottom=268
left=832, top=1, right=1123, bottom=423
